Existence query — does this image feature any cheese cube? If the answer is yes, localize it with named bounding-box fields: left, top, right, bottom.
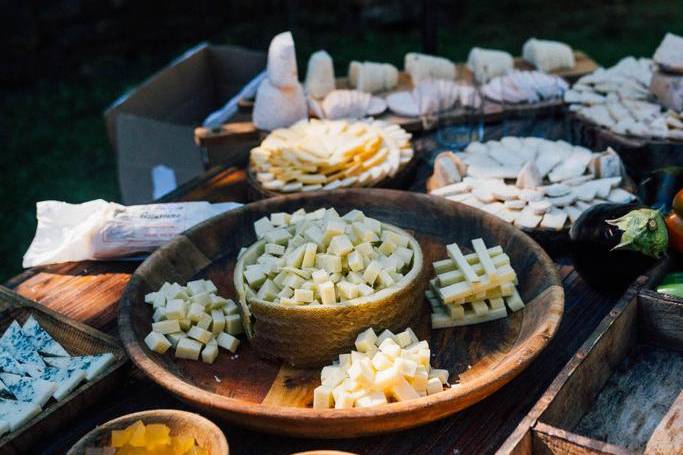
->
left=196, top=312, right=212, bottom=330
left=377, top=270, right=394, bottom=288
left=364, top=218, right=381, bottom=234
left=270, top=212, right=291, bottom=227
left=411, top=366, right=429, bottom=392
left=222, top=299, right=240, bottom=315
left=301, top=243, right=318, bottom=268
left=144, top=331, right=172, bottom=354
left=371, top=352, right=394, bottom=371
left=304, top=226, right=324, bottom=245
left=178, top=318, right=192, bottom=331
left=150, top=292, right=166, bottom=309
left=363, top=261, right=382, bottom=285
left=346, top=271, right=364, bottom=284
left=186, top=279, right=207, bottom=296
left=187, top=303, right=206, bottom=323
left=283, top=273, right=304, bottom=290
left=338, top=353, right=352, bottom=371
left=152, top=320, right=180, bottom=334
left=216, top=332, right=240, bottom=353
left=190, top=292, right=211, bottom=308
left=145, top=291, right=159, bottom=304
left=389, top=376, right=420, bottom=401
left=321, top=366, right=346, bottom=388
left=328, top=235, right=354, bottom=256
left=318, top=281, right=336, bottom=305
left=376, top=329, right=395, bottom=346
left=256, top=279, right=279, bottom=301
left=224, top=314, right=243, bottom=335
left=211, top=310, right=225, bottom=335
left=379, top=338, right=401, bottom=358
left=355, top=328, right=378, bottom=353
left=357, top=283, right=374, bottom=297
left=315, top=254, right=342, bottom=274
left=244, top=268, right=266, bottom=288
left=278, top=287, right=294, bottom=299
left=352, top=222, right=379, bottom=243
left=254, top=217, right=275, bottom=239
left=201, top=343, right=219, bottom=364
left=355, top=242, right=375, bottom=258
left=394, top=330, right=414, bottom=348
left=152, top=307, right=165, bottom=322
left=166, top=332, right=187, bottom=349
left=426, top=377, right=443, bottom=395
left=329, top=272, right=342, bottom=283
left=187, top=326, right=213, bottom=344
left=293, top=289, right=314, bottom=303
left=355, top=391, right=388, bottom=408
left=373, top=363, right=403, bottom=391
left=209, top=294, right=228, bottom=309
left=263, top=228, right=291, bottom=244
left=175, top=338, right=202, bottom=360
left=347, top=251, right=364, bottom=272
left=312, top=269, right=329, bottom=284
left=342, top=209, right=365, bottom=223
left=285, top=244, right=306, bottom=268
left=395, top=357, right=418, bottom=378
left=265, top=243, right=286, bottom=256
left=323, top=220, right=346, bottom=244
left=382, top=231, right=409, bottom=248
left=347, top=358, right=374, bottom=386
left=378, top=240, right=397, bottom=256
left=337, top=281, right=359, bottom=300
left=313, top=385, right=334, bottom=409
left=333, top=391, right=356, bottom=409
left=429, top=368, right=450, bottom=384
left=416, top=349, right=431, bottom=368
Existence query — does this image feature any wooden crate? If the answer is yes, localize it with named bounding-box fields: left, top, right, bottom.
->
left=0, top=286, right=128, bottom=455
left=498, top=258, right=683, bottom=454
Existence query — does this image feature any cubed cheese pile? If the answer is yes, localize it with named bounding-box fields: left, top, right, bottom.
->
left=0, top=316, right=114, bottom=436
left=250, top=119, right=414, bottom=193
left=144, top=280, right=243, bottom=364
left=428, top=137, right=636, bottom=230
left=428, top=238, right=525, bottom=328
left=244, top=208, right=415, bottom=306
left=313, top=327, right=449, bottom=409
left=97, top=420, right=208, bottom=455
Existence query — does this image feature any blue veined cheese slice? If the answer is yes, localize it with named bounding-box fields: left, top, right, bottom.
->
left=44, top=353, right=114, bottom=381
left=0, top=351, right=27, bottom=376
left=0, top=378, right=14, bottom=400
left=0, top=373, right=56, bottom=408
left=0, top=321, right=45, bottom=378
left=22, top=316, right=70, bottom=357
left=40, top=366, right=86, bottom=401
left=0, top=398, right=41, bottom=431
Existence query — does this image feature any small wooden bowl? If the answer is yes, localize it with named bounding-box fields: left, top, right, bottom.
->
left=66, top=409, right=228, bottom=455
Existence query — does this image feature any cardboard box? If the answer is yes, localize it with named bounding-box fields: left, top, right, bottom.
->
left=105, top=43, right=265, bottom=204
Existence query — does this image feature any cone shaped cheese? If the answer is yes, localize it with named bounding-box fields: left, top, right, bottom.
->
left=267, top=31, right=299, bottom=88
left=305, top=50, right=335, bottom=99
left=253, top=79, right=307, bottom=130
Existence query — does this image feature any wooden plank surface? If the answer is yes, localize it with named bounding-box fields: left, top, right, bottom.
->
left=5, top=166, right=622, bottom=454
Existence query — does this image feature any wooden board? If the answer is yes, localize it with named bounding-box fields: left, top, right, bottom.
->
left=118, top=189, right=564, bottom=438
left=0, top=286, right=128, bottom=455
left=66, top=409, right=229, bottom=455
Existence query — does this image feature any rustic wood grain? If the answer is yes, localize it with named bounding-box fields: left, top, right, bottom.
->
left=118, top=189, right=564, bottom=438
left=0, top=286, right=128, bottom=455
left=644, top=390, right=683, bottom=455
left=639, top=290, right=683, bottom=351
left=532, top=423, right=634, bottom=455
left=66, top=409, right=229, bottom=455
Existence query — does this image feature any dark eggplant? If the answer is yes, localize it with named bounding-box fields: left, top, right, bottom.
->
left=569, top=203, right=668, bottom=292
left=638, top=166, right=683, bottom=213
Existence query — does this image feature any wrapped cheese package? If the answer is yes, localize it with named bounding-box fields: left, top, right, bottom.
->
left=23, top=200, right=241, bottom=267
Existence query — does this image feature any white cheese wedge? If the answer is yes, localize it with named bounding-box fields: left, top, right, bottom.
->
left=21, top=316, right=70, bottom=357
left=0, top=373, right=56, bottom=408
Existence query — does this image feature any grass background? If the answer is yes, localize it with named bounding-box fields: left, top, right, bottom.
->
left=2, top=0, right=682, bottom=281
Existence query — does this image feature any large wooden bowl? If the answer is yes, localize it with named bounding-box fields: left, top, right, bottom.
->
left=119, top=189, right=564, bottom=438
left=66, top=409, right=228, bottom=455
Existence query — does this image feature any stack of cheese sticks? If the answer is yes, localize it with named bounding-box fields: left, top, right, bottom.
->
left=427, top=238, right=525, bottom=328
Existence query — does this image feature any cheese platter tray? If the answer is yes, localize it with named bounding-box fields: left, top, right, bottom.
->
left=0, top=286, right=128, bottom=455
left=118, top=189, right=564, bottom=438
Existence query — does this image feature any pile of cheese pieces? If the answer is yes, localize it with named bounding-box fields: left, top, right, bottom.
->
left=144, top=279, right=243, bottom=364
left=427, top=239, right=524, bottom=328
left=313, top=327, right=449, bottom=408
left=565, top=57, right=683, bottom=140
left=245, top=208, right=414, bottom=306
left=480, top=70, right=568, bottom=104
left=0, top=316, right=114, bottom=436
left=429, top=137, right=637, bottom=230
left=250, top=119, right=413, bottom=193
left=100, top=420, right=208, bottom=455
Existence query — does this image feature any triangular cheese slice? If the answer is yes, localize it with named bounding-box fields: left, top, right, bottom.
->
left=45, top=353, right=114, bottom=381
left=0, top=373, right=56, bottom=408
left=0, top=321, right=45, bottom=378
left=22, top=316, right=70, bottom=357
left=0, top=398, right=41, bottom=431
left=40, top=366, right=86, bottom=401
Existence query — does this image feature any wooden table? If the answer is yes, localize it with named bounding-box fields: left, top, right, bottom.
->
left=5, top=166, right=623, bottom=455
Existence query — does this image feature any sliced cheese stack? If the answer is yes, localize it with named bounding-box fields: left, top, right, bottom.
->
left=428, top=137, right=637, bottom=230
left=235, top=208, right=424, bottom=367
left=313, top=327, right=449, bottom=408
left=250, top=119, right=413, bottom=193
left=144, top=280, right=243, bottom=364
left=0, top=316, right=115, bottom=436
left=427, top=239, right=525, bottom=328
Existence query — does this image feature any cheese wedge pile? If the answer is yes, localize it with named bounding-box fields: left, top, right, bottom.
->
left=250, top=119, right=414, bottom=193
left=0, top=316, right=114, bottom=436
left=427, top=239, right=525, bottom=328
left=243, top=208, right=416, bottom=306
left=428, top=137, right=637, bottom=230
left=144, top=280, right=243, bottom=363
left=313, top=327, right=449, bottom=408
left=101, top=420, right=208, bottom=455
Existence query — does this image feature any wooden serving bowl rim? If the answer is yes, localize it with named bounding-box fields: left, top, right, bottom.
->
left=66, top=409, right=229, bottom=455
left=118, top=189, right=564, bottom=436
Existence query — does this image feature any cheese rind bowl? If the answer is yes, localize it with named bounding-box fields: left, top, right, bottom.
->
left=234, top=222, right=425, bottom=367
left=118, top=189, right=564, bottom=438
